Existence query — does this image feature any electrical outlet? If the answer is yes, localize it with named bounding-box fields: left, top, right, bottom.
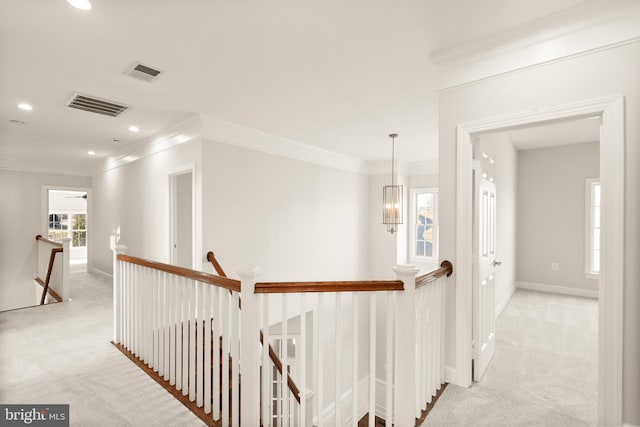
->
left=551, top=262, right=559, bottom=271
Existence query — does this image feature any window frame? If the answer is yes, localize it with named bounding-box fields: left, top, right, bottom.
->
left=409, top=187, right=439, bottom=261
left=585, top=178, right=600, bottom=279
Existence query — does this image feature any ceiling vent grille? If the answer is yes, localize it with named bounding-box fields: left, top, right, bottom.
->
left=66, top=94, right=128, bottom=117
left=126, top=62, right=163, bottom=82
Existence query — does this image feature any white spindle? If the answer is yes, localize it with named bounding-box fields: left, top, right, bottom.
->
left=169, top=275, right=176, bottom=386
left=159, top=272, right=165, bottom=376
left=213, top=287, right=221, bottom=421
left=197, top=281, right=204, bottom=408
left=317, top=293, right=324, bottom=427
left=239, top=267, right=261, bottom=426
left=386, top=291, right=393, bottom=425
left=204, top=284, right=212, bottom=414
left=300, top=293, right=307, bottom=427
left=164, top=274, right=170, bottom=381
left=221, top=289, right=230, bottom=427
left=189, top=281, right=196, bottom=402
left=176, top=277, right=183, bottom=391
left=231, top=291, right=239, bottom=427
left=335, top=292, right=341, bottom=427
left=261, top=294, right=270, bottom=426
left=368, top=292, right=376, bottom=427
left=182, top=278, right=190, bottom=395
left=282, top=293, right=289, bottom=427
left=352, top=293, right=358, bottom=427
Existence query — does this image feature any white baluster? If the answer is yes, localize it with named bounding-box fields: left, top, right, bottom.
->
left=238, top=267, right=262, bottom=426
left=368, top=292, right=376, bottom=427
left=111, top=242, right=127, bottom=343
left=335, top=292, right=341, bottom=427
left=351, top=293, right=358, bottom=427
left=164, top=273, right=170, bottom=381
left=213, top=287, right=221, bottom=421
left=176, top=277, right=183, bottom=391
left=189, top=281, right=197, bottom=402
left=317, top=293, right=324, bottom=427
left=393, top=265, right=419, bottom=425
left=282, top=293, right=289, bottom=427
left=386, top=291, right=394, bottom=425
left=204, top=284, right=212, bottom=414
left=169, top=274, right=176, bottom=386
left=231, top=291, right=240, bottom=427
left=261, top=293, right=270, bottom=426
left=197, top=281, right=204, bottom=408
left=221, top=289, right=230, bottom=427
left=300, top=293, right=307, bottom=427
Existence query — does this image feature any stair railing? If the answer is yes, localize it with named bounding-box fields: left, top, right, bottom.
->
left=35, top=235, right=70, bottom=304
left=112, top=244, right=243, bottom=427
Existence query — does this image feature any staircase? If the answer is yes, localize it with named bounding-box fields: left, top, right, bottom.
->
left=110, top=240, right=452, bottom=426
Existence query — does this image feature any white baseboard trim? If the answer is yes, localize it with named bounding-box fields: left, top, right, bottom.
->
left=494, top=285, right=516, bottom=319
left=89, top=267, right=113, bottom=280
left=444, top=366, right=457, bottom=384
left=516, top=281, right=598, bottom=299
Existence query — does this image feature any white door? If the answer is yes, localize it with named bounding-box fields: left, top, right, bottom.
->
left=170, top=171, right=193, bottom=268
left=472, top=168, right=497, bottom=381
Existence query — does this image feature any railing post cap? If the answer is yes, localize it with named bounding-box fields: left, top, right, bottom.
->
left=112, top=244, right=127, bottom=253
left=237, top=266, right=263, bottom=279
left=392, top=264, right=420, bottom=276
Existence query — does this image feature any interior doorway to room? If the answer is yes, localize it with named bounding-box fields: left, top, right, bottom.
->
left=47, top=189, right=88, bottom=272
left=170, top=170, right=194, bottom=269
left=456, top=95, right=624, bottom=425
left=469, top=118, right=600, bottom=422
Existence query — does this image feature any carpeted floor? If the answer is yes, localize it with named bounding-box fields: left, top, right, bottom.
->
left=424, top=289, right=598, bottom=427
left=0, top=272, right=204, bottom=426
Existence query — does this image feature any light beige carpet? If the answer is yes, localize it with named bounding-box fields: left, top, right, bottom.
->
left=0, top=272, right=204, bottom=426
left=424, top=289, right=598, bottom=427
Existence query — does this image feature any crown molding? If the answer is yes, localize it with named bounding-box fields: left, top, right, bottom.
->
left=0, top=153, right=92, bottom=177
left=434, top=1, right=640, bottom=91
left=200, top=114, right=368, bottom=175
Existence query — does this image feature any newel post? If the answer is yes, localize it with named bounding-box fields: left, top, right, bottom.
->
left=238, top=267, right=262, bottom=426
left=111, top=235, right=127, bottom=344
left=60, top=238, right=71, bottom=301
left=393, top=264, right=420, bottom=426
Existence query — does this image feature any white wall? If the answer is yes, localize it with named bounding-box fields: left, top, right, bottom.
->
left=201, top=138, right=370, bottom=281
left=0, top=170, right=90, bottom=311
left=517, top=142, right=599, bottom=292
left=439, top=41, right=640, bottom=425
left=475, top=133, right=518, bottom=318
left=90, top=139, right=203, bottom=275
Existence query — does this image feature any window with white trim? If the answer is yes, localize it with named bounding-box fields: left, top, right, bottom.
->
left=585, top=178, right=600, bottom=277
left=410, top=188, right=438, bottom=259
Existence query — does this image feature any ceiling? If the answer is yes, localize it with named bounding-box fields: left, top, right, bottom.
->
left=506, top=117, right=601, bottom=151
left=0, top=0, right=620, bottom=174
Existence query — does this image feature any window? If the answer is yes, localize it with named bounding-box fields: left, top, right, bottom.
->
left=48, top=213, right=87, bottom=248
left=585, top=179, right=600, bottom=278
left=410, top=188, right=438, bottom=259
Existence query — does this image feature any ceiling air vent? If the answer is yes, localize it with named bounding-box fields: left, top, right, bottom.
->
left=125, top=62, right=163, bottom=82
left=66, top=93, right=128, bottom=117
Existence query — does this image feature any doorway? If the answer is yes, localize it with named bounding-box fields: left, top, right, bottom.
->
left=170, top=170, right=194, bottom=269
left=46, top=188, right=90, bottom=273
left=455, top=95, right=624, bottom=425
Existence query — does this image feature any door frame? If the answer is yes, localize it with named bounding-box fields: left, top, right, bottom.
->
left=169, top=166, right=196, bottom=269
left=454, top=95, right=624, bottom=426
left=41, top=185, right=92, bottom=268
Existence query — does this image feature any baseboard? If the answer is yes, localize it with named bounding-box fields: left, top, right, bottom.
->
left=89, top=267, right=113, bottom=280
left=516, top=281, right=598, bottom=299
left=494, top=285, right=516, bottom=319
left=444, top=366, right=456, bottom=384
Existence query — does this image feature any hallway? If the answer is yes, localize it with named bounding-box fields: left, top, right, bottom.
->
left=425, top=289, right=597, bottom=426
left=0, top=272, right=203, bottom=426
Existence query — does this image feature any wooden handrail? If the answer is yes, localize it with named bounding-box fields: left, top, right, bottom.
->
left=254, top=280, right=404, bottom=294
left=117, top=254, right=241, bottom=292
left=415, top=260, right=453, bottom=289
left=206, top=250, right=302, bottom=404
left=38, top=247, right=63, bottom=305
left=206, top=251, right=227, bottom=277
left=35, top=234, right=63, bottom=248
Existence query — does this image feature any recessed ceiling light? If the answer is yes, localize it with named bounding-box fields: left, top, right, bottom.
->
left=17, top=103, right=33, bottom=111
left=67, top=0, right=92, bottom=11
left=87, top=150, right=96, bottom=156
left=129, top=126, right=139, bottom=133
